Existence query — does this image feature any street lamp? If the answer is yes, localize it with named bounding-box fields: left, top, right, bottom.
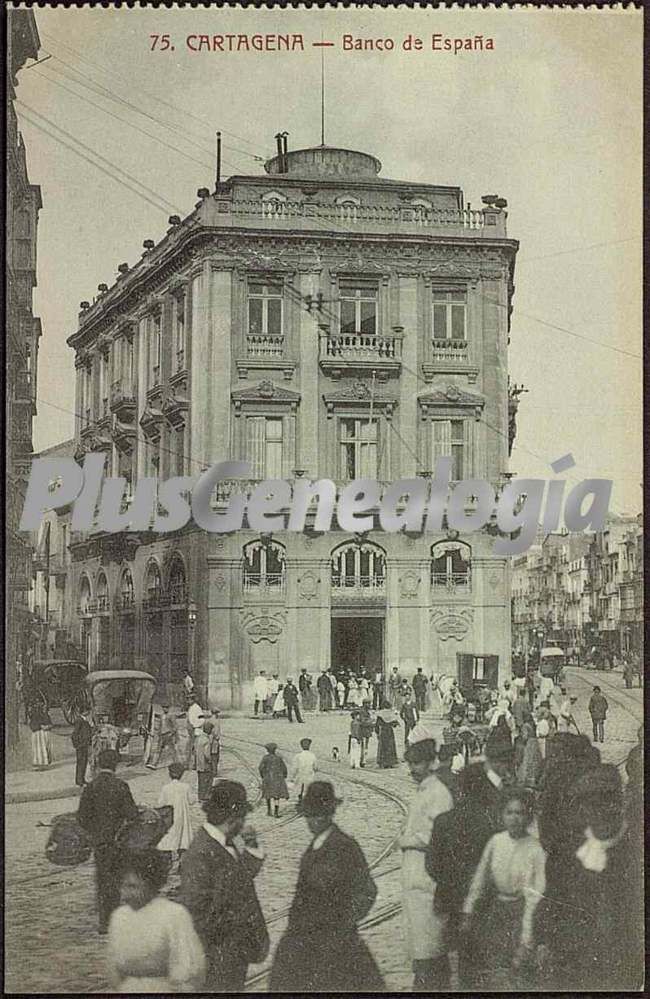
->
left=187, top=600, right=198, bottom=701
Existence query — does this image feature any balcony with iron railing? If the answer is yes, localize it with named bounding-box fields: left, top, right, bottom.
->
left=242, top=573, right=286, bottom=600
left=331, top=573, right=386, bottom=602
left=432, top=571, right=472, bottom=591
left=319, top=329, right=402, bottom=378
left=117, top=590, right=136, bottom=612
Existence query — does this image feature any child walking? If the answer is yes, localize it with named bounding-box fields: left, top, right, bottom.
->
left=349, top=711, right=363, bottom=769
left=259, top=742, right=289, bottom=817
left=156, top=763, right=194, bottom=868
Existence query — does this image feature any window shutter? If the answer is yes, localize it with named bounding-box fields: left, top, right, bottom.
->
left=431, top=420, right=451, bottom=470
left=464, top=420, right=473, bottom=478
left=246, top=417, right=266, bottom=479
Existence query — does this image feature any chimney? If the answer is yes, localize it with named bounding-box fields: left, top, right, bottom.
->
left=275, top=133, right=284, bottom=172
left=281, top=132, right=289, bottom=172
left=215, top=131, right=222, bottom=191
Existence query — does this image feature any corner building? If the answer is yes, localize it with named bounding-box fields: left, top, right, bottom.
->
left=67, top=144, right=519, bottom=708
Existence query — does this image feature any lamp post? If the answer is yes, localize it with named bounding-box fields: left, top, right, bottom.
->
left=187, top=599, right=198, bottom=699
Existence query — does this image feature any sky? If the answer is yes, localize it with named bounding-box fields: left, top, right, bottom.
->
left=15, top=5, right=642, bottom=514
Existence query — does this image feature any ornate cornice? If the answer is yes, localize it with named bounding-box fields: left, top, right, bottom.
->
left=68, top=228, right=516, bottom=349
left=231, top=380, right=300, bottom=414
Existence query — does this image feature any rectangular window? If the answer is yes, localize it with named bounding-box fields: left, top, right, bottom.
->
left=174, top=296, right=186, bottom=371
left=149, top=313, right=161, bottom=387
left=83, top=364, right=93, bottom=425
left=432, top=419, right=468, bottom=480
left=174, top=427, right=185, bottom=477
left=339, top=417, right=378, bottom=479
left=339, top=283, right=378, bottom=336
left=99, top=352, right=110, bottom=416
left=246, top=416, right=284, bottom=479
left=247, top=281, right=283, bottom=336
left=432, top=289, right=467, bottom=340
left=124, top=338, right=134, bottom=393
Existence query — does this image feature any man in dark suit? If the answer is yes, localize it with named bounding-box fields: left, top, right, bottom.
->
left=400, top=693, right=420, bottom=750
left=77, top=748, right=139, bottom=933
left=180, top=780, right=269, bottom=991
left=71, top=709, right=93, bottom=787
left=283, top=678, right=304, bottom=723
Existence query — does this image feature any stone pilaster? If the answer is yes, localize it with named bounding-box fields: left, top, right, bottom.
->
left=398, top=276, right=418, bottom=477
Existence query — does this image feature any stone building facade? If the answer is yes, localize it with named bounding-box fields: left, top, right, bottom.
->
left=67, top=144, right=518, bottom=707
left=511, top=516, right=643, bottom=663
left=6, top=10, right=42, bottom=746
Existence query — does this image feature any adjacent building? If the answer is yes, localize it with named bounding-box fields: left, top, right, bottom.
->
left=511, top=515, right=643, bottom=662
left=66, top=142, right=519, bottom=706
left=6, top=9, right=42, bottom=747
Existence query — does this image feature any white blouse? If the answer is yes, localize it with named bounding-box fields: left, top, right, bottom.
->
left=463, top=831, right=546, bottom=947
left=107, top=896, right=205, bottom=993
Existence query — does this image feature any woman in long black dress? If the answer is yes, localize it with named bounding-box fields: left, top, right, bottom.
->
left=375, top=700, right=399, bottom=768
left=269, top=781, right=384, bottom=992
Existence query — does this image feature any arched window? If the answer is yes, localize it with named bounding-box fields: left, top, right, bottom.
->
left=431, top=541, right=471, bottom=589
left=119, top=569, right=135, bottom=610
left=79, top=576, right=92, bottom=615
left=168, top=559, right=187, bottom=605
left=96, top=572, right=109, bottom=612
left=242, top=539, right=285, bottom=591
left=144, top=562, right=163, bottom=607
left=331, top=542, right=386, bottom=590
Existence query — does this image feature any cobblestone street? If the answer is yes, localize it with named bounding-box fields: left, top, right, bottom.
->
left=5, top=672, right=642, bottom=994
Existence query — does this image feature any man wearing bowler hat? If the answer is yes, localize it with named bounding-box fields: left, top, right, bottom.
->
left=180, top=780, right=269, bottom=990
left=270, top=781, right=384, bottom=993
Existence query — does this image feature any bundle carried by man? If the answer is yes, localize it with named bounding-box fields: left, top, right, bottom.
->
left=44, top=803, right=173, bottom=867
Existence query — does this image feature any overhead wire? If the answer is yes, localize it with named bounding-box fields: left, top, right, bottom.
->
left=39, top=33, right=266, bottom=161
left=17, top=107, right=181, bottom=216
left=29, top=67, right=215, bottom=174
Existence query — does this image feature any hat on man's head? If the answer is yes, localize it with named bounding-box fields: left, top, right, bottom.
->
left=301, top=780, right=342, bottom=816
left=203, top=780, right=251, bottom=823
left=404, top=738, right=438, bottom=764
left=299, top=738, right=312, bottom=749
left=264, top=742, right=278, bottom=753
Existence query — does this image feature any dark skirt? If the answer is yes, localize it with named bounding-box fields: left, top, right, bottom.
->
left=465, top=897, right=529, bottom=990
left=269, top=928, right=385, bottom=993
left=197, top=770, right=213, bottom=801
left=376, top=720, right=398, bottom=768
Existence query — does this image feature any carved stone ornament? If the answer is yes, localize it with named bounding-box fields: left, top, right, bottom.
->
left=488, top=572, right=501, bottom=590
left=430, top=606, right=474, bottom=641
left=214, top=574, right=227, bottom=591
left=445, top=384, right=461, bottom=402
left=240, top=607, right=286, bottom=644
left=298, top=571, right=319, bottom=601
left=399, top=570, right=420, bottom=599
left=259, top=380, right=276, bottom=399
left=352, top=380, right=370, bottom=399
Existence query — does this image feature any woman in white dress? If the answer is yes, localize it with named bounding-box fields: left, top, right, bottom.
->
left=107, top=850, right=205, bottom=993
left=156, top=763, right=194, bottom=863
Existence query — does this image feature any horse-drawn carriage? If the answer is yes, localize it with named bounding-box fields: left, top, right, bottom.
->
left=87, top=669, right=156, bottom=766
left=29, top=660, right=89, bottom=724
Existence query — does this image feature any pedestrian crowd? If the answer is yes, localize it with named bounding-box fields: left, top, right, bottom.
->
left=397, top=717, right=643, bottom=993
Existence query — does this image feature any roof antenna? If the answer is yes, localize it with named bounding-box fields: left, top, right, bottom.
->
left=320, top=33, right=325, bottom=146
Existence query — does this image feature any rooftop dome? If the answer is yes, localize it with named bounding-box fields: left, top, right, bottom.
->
left=264, top=145, right=382, bottom=180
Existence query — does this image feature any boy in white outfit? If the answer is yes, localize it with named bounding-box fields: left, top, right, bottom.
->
left=291, top=737, right=317, bottom=805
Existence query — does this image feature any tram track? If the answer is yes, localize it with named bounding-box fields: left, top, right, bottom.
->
left=227, top=733, right=410, bottom=991
left=565, top=667, right=642, bottom=772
